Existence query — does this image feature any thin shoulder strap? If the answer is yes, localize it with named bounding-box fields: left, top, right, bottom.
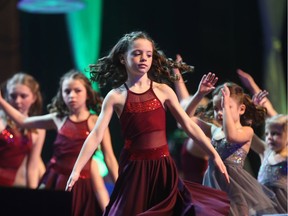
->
left=150, top=80, right=153, bottom=88
left=86, top=113, right=92, bottom=120
left=124, top=83, right=129, bottom=90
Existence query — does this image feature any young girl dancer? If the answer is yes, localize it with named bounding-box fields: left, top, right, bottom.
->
left=66, top=31, right=231, bottom=216
left=186, top=80, right=277, bottom=215
left=0, top=73, right=45, bottom=188
left=0, top=70, right=118, bottom=216
left=252, top=114, right=287, bottom=213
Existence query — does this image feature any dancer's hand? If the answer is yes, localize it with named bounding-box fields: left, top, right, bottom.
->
left=252, top=90, right=269, bottom=106
left=221, top=84, right=231, bottom=108
left=65, top=171, right=80, bottom=192
left=214, top=155, right=230, bottom=183
left=196, top=72, right=218, bottom=96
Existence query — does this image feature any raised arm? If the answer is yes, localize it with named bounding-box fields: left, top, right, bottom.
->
left=172, top=54, right=190, bottom=102
left=237, top=69, right=261, bottom=95
left=250, top=133, right=266, bottom=160
left=66, top=91, right=115, bottom=191
left=252, top=90, right=278, bottom=117
left=0, top=91, right=56, bottom=129
left=237, top=69, right=277, bottom=117
left=162, top=85, right=229, bottom=183
left=185, top=72, right=218, bottom=117
left=221, top=84, right=253, bottom=147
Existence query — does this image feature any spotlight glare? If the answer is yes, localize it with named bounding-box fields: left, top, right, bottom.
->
left=17, top=0, right=85, bottom=14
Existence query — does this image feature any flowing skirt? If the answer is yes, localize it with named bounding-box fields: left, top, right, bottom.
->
left=104, top=146, right=230, bottom=216
left=203, top=161, right=277, bottom=216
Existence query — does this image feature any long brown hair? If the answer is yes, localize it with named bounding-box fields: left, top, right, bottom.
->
left=89, top=31, right=194, bottom=88
left=47, top=69, right=102, bottom=118
left=212, top=82, right=267, bottom=126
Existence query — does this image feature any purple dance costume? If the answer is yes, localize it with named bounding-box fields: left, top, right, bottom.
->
left=40, top=116, right=102, bottom=216
left=258, top=149, right=287, bottom=213
left=203, top=126, right=277, bottom=216
left=0, top=125, right=32, bottom=186
left=103, top=82, right=230, bottom=216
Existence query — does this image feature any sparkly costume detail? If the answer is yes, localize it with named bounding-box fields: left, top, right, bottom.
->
left=257, top=149, right=287, bottom=213
left=103, top=82, right=230, bottom=216
left=126, top=98, right=162, bottom=113
left=39, top=116, right=102, bottom=216
left=0, top=126, right=32, bottom=186
left=212, top=138, right=247, bottom=166
left=258, top=155, right=287, bottom=185
left=203, top=126, right=277, bottom=216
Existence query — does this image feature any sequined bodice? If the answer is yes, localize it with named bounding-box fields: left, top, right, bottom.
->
left=211, top=126, right=247, bottom=166
left=0, top=125, right=32, bottom=169
left=54, top=117, right=90, bottom=157
left=120, top=82, right=167, bottom=150
left=52, top=117, right=92, bottom=174
left=258, top=149, right=287, bottom=187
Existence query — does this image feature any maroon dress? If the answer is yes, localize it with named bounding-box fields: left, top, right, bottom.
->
left=103, top=82, right=230, bottom=216
left=40, top=116, right=102, bottom=216
left=181, top=140, right=208, bottom=184
left=0, top=125, right=32, bottom=186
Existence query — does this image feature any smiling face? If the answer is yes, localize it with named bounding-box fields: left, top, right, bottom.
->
left=7, top=84, right=36, bottom=116
left=61, top=78, right=88, bottom=113
left=122, top=38, right=153, bottom=77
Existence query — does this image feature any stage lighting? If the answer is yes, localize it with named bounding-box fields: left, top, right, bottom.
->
left=17, top=0, right=85, bottom=14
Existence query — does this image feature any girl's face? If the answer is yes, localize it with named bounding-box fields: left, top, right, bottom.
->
left=212, top=94, right=244, bottom=125
left=7, top=84, right=36, bottom=116
left=265, top=124, right=288, bottom=153
left=62, top=78, right=88, bottom=113
left=123, top=38, right=153, bottom=76
left=212, top=95, right=223, bottom=124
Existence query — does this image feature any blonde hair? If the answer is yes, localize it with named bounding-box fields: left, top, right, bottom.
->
left=6, top=73, right=43, bottom=116
left=265, top=114, right=288, bottom=133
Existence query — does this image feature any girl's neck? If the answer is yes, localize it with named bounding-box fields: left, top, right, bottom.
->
left=126, top=73, right=149, bottom=86
left=69, top=109, right=90, bottom=122
left=126, top=76, right=150, bottom=90
left=277, top=146, right=288, bottom=158
left=268, top=148, right=287, bottom=164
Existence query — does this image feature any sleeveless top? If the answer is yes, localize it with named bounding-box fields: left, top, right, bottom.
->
left=120, top=81, right=169, bottom=156
left=40, top=115, right=103, bottom=216
left=258, top=149, right=287, bottom=188
left=103, top=81, right=230, bottom=216
left=0, top=125, right=32, bottom=185
left=51, top=116, right=92, bottom=178
left=204, top=125, right=278, bottom=215
left=211, top=125, right=248, bottom=165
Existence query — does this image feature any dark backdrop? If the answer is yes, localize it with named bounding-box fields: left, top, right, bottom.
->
left=1, top=0, right=287, bottom=174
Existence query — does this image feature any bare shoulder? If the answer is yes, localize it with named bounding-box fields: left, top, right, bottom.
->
left=89, top=114, right=98, bottom=124
left=105, top=85, right=127, bottom=104
left=239, top=126, right=254, bottom=146
left=153, top=82, right=177, bottom=103
left=242, top=125, right=254, bottom=136
left=102, top=85, right=127, bottom=116
left=153, top=82, right=172, bottom=92
left=88, top=114, right=98, bottom=130
left=153, top=83, right=175, bottom=96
